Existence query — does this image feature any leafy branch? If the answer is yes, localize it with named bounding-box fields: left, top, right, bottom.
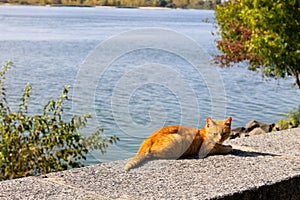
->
left=0, top=61, right=118, bottom=180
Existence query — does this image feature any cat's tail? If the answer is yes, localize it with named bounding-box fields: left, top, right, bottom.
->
left=124, top=139, right=152, bottom=171
left=124, top=153, right=150, bottom=172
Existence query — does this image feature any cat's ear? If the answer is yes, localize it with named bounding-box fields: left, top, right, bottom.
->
left=225, top=116, right=232, bottom=126
left=206, top=117, right=215, bottom=128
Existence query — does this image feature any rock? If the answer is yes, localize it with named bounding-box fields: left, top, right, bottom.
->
left=230, top=120, right=275, bottom=140
left=245, top=120, right=275, bottom=133
left=260, top=123, right=275, bottom=132
left=232, top=127, right=246, bottom=133
left=230, top=127, right=246, bottom=139
left=240, top=132, right=250, bottom=138
left=248, top=127, right=266, bottom=136
left=245, top=120, right=264, bottom=132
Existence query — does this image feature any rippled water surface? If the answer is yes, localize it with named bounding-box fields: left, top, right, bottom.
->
left=0, top=6, right=299, bottom=164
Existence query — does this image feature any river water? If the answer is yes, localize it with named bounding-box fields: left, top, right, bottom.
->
left=0, top=6, right=299, bottom=164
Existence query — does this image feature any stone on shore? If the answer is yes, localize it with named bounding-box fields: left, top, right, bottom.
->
left=231, top=120, right=275, bottom=139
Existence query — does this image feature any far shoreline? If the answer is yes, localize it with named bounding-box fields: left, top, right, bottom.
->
left=0, top=3, right=212, bottom=10
left=95, top=5, right=172, bottom=10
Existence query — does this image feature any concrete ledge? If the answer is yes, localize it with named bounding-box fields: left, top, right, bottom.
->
left=1, top=128, right=300, bottom=199
left=215, top=175, right=300, bottom=200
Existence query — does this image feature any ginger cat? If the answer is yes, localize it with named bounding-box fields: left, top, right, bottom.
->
left=124, top=117, right=232, bottom=171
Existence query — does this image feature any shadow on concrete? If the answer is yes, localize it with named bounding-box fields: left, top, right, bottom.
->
left=231, top=148, right=280, bottom=157
left=179, top=148, right=280, bottom=160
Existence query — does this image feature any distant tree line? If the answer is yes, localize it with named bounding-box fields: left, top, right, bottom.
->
left=0, top=0, right=222, bottom=9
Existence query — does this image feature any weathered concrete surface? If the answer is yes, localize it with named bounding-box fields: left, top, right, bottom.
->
left=0, top=128, right=300, bottom=200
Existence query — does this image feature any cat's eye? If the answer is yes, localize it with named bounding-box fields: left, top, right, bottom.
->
left=225, top=122, right=231, bottom=126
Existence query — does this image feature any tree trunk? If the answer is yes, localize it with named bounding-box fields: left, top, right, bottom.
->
left=296, top=75, right=300, bottom=89
left=292, top=71, right=300, bottom=89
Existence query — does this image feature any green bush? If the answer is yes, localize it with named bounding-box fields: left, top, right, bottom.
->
left=0, top=61, right=118, bottom=181
left=276, top=107, right=300, bottom=130
left=284, top=108, right=300, bottom=127
left=275, top=119, right=290, bottom=131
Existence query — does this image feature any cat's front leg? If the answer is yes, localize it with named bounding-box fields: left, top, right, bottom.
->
left=198, top=139, right=216, bottom=159
left=210, top=143, right=232, bottom=155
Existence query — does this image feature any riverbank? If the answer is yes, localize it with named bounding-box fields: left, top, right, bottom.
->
left=0, top=3, right=216, bottom=10
left=0, top=4, right=174, bottom=10
left=1, top=127, right=299, bottom=199
left=96, top=5, right=173, bottom=9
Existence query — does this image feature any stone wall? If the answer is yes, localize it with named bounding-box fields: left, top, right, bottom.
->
left=0, top=128, right=299, bottom=199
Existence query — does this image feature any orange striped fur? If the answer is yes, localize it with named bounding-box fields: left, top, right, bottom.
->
left=124, top=117, right=232, bottom=171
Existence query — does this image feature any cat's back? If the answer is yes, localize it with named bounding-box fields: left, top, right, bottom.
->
left=149, top=125, right=198, bottom=138
left=141, top=125, right=200, bottom=158
left=146, top=125, right=200, bottom=149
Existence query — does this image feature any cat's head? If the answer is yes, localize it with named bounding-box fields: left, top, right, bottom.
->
left=205, top=116, right=232, bottom=144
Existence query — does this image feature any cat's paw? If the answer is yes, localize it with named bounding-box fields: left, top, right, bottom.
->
left=223, top=144, right=233, bottom=152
